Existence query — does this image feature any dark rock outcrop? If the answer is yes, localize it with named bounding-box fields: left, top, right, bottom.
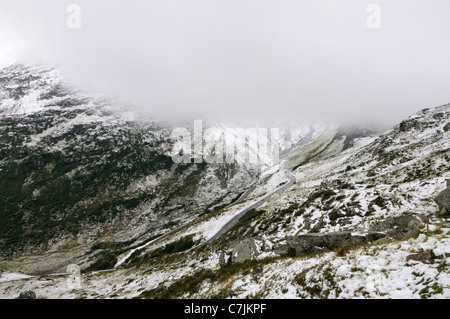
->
left=369, top=212, right=423, bottom=239
left=406, top=251, right=433, bottom=263
left=286, top=231, right=385, bottom=255
left=444, top=122, right=450, bottom=132
left=435, top=180, right=450, bottom=217
left=16, top=291, right=37, bottom=299
left=399, top=119, right=421, bottom=132
left=285, top=212, right=423, bottom=256
left=218, top=238, right=258, bottom=267
left=219, top=251, right=232, bottom=268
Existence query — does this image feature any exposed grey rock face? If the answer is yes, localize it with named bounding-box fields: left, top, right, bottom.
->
left=369, top=212, right=423, bottom=239
left=399, top=119, right=422, bottom=132
left=444, top=122, right=450, bottom=132
left=286, top=232, right=385, bottom=255
left=231, top=238, right=258, bottom=264
left=435, top=180, right=450, bottom=217
left=286, top=212, right=423, bottom=256
left=218, top=238, right=258, bottom=267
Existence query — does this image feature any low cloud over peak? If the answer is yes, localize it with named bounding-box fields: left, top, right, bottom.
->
left=1, top=0, right=450, bottom=126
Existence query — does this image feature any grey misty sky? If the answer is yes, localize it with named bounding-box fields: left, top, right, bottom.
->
left=0, top=0, right=449, bottom=126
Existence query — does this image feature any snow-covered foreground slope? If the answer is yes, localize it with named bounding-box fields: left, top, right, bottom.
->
left=1, top=100, right=449, bottom=299
left=1, top=230, right=449, bottom=299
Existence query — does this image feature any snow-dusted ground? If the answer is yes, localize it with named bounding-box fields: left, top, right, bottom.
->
left=225, top=231, right=450, bottom=299
left=0, top=273, right=33, bottom=283
left=1, top=227, right=448, bottom=299
left=1, top=66, right=449, bottom=299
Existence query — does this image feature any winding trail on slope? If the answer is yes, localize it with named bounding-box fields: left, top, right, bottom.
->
left=192, top=170, right=296, bottom=249
left=113, top=170, right=295, bottom=267
left=111, top=179, right=260, bottom=268
left=50, top=170, right=295, bottom=274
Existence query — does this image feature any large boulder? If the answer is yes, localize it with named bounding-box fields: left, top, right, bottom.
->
left=218, top=238, right=258, bottom=267
left=399, top=119, right=422, bottom=132
left=231, top=238, right=258, bottom=264
left=285, top=212, right=423, bottom=256
left=16, top=291, right=37, bottom=299
left=286, top=231, right=385, bottom=255
left=369, top=212, right=423, bottom=239
left=406, top=251, right=433, bottom=263
left=435, top=180, right=450, bottom=217
left=444, top=122, right=450, bottom=132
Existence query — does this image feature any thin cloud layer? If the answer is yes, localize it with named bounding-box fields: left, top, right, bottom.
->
left=1, top=0, right=450, bottom=126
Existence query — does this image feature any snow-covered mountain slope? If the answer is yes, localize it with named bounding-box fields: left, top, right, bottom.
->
left=0, top=64, right=448, bottom=299
left=261, top=104, right=450, bottom=241
left=41, top=102, right=446, bottom=300
left=0, top=64, right=261, bottom=269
